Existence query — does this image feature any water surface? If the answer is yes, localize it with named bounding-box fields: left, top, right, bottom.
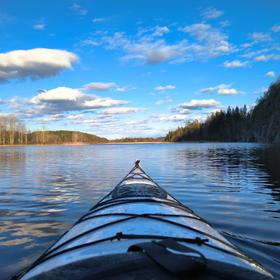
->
left=0, top=143, right=279, bottom=278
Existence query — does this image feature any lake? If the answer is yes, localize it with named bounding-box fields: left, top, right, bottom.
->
left=0, top=143, right=280, bottom=279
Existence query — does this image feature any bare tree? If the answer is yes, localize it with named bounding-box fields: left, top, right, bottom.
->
left=0, top=115, right=28, bottom=145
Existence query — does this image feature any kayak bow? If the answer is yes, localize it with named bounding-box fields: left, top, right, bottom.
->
left=16, top=160, right=273, bottom=279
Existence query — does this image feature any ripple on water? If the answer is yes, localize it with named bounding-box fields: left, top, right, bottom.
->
left=0, top=143, right=279, bottom=279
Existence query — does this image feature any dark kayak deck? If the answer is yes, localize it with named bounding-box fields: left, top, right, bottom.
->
left=111, top=161, right=168, bottom=199
left=25, top=252, right=272, bottom=280
left=112, top=183, right=168, bottom=199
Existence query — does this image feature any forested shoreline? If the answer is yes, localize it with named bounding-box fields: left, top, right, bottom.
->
left=166, top=79, right=280, bottom=143
left=0, top=119, right=108, bottom=145
left=112, top=137, right=164, bottom=143
left=1, top=79, right=279, bottom=145
left=0, top=117, right=163, bottom=145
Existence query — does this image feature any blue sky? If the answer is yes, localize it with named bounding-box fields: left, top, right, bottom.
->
left=0, top=0, right=279, bottom=138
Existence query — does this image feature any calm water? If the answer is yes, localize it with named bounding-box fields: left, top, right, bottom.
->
left=0, top=143, right=280, bottom=279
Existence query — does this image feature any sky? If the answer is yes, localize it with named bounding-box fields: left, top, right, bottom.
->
left=0, top=0, right=279, bottom=139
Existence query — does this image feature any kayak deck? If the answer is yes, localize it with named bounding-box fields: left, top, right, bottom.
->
left=17, top=161, right=273, bottom=280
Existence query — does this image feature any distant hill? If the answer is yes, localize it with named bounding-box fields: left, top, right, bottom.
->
left=0, top=122, right=164, bottom=145
left=165, top=78, right=280, bottom=143
left=112, top=137, right=165, bottom=143
left=28, top=130, right=109, bottom=144
left=27, top=132, right=163, bottom=145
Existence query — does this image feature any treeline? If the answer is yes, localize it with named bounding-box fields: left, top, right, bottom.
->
left=251, top=79, right=280, bottom=142
left=166, top=106, right=251, bottom=142
left=166, top=78, right=280, bottom=143
left=28, top=130, right=108, bottom=144
left=0, top=119, right=108, bottom=145
left=113, top=137, right=164, bottom=143
left=0, top=115, right=28, bottom=145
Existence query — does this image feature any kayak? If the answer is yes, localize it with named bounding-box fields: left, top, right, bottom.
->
left=14, top=161, right=273, bottom=279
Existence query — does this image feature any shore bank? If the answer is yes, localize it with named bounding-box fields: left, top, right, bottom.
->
left=0, top=141, right=170, bottom=147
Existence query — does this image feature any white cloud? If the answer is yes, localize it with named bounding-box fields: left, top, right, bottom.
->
left=71, top=3, right=88, bottom=16
left=181, top=23, right=233, bottom=58
left=66, top=114, right=84, bottom=120
left=254, top=55, right=268, bottom=62
left=24, top=86, right=128, bottom=117
left=179, top=99, right=220, bottom=109
left=37, top=114, right=64, bottom=123
left=80, top=39, right=100, bottom=47
left=158, top=114, right=187, bottom=122
left=250, top=32, right=272, bottom=43
left=217, top=88, right=238, bottom=95
left=0, top=48, right=78, bottom=83
left=101, top=107, right=146, bottom=115
left=96, top=22, right=232, bottom=64
left=155, top=85, right=176, bottom=91
left=30, top=87, right=83, bottom=103
left=115, top=86, right=136, bottom=92
left=200, top=84, right=241, bottom=95
left=182, top=23, right=210, bottom=35
left=255, top=54, right=280, bottom=61
left=271, top=25, right=280, bottom=32
left=155, top=97, right=173, bottom=105
left=153, top=26, right=170, bottom=36
left=83, top=98, right=127, bottom=108
left=241, top=42, right=254, bottom=49
left=116, top=87, right=126, bottom=92
left=265, top=71, right=276, bottom=78
left=83, top=82, right=117, bottom=91
left=240, top=48, right=270, bottom=58
left=175, top=108, right=191, bottom=114
left=242, top=32, right=275, bottom=49
left=223, top=60, right=248, bottom=68
left=137, top=26, right=170, bottom=37
left=254, top=87, right=268, bottom=94
left=219, top=20, right=230, bottom=27
left=4, top=97, right=26, bottom=110
left=33, top=22, right=45, bottom=30
left=80, top=117, right=113, bottom=126
left=101, top=32, right=188, bottom=64
left=125, top=120, right=148, bottom=126
left=92, top=18, right=107, bottom=23
left=201, top=8, right=224, bottom=19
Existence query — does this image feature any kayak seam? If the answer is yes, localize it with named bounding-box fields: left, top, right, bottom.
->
left=77, top=213, right=203, bottom=225
left=86, top=199, right=195, bottom=218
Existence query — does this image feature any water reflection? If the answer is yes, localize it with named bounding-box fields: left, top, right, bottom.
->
left=0, top=144, right=279, bottom=279
left=252, top=145, right=280, bottom=201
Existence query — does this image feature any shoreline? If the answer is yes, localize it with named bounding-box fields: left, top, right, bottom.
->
left=2, top=141, right=276, bottom=147
left=0, top=143, right=93, bottom=147
left=0, top=141, right=169, bottom=147
left=106, top=141, right=168, bottom=145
